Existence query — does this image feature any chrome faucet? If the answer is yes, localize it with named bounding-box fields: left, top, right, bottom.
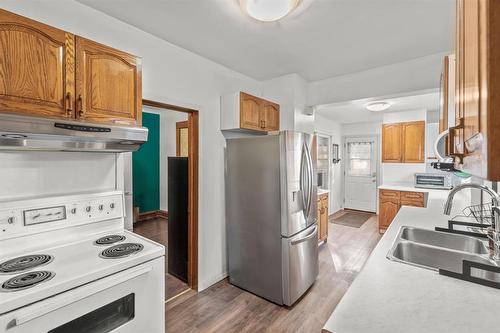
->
left=443, top=183, right=500, bottom=261
left=443, top=183, right=500, bottom=215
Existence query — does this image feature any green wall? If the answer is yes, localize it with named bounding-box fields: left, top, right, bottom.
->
left=133, top=112, right=160, bottom=213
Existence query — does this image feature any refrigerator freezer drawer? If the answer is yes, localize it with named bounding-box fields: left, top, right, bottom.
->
left=282, top=224, right=319, bottom=306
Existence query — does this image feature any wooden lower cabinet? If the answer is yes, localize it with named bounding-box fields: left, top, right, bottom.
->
left=379, top=189, right=426, bottom=232
left=318, top=193, right=329, bottom=242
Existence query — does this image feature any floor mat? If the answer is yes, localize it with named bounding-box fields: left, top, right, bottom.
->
left=331, top=210, right=373, bottom=228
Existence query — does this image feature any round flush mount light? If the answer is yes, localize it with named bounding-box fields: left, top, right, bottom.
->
left=365, top=101, right=392, bottom=112
left=240, top=0, right=300, bottom=22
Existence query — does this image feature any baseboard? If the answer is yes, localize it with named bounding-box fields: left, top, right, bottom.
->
left=137, top=210, right=168, bottom=222
left=197, top=271, right=228, bottom=292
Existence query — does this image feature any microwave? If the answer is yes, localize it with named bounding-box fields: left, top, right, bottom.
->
left=414, top=173, right=454, bottom=190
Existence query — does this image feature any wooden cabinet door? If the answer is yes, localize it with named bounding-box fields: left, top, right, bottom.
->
left=379, top=197, right=400, bottom=230
left=321, top=196, right=328, bottom=240
left=402, top=121, right=425, bottom=163
left=400, top=191, right=425, bottom=207
left=317, top=196, right=328, bottom=241
left=75, top=37, right=142, bottom=126
left=382, top=124, right=403, bottom=162
left=462, top=0, right=481, bottom=149
left=261, top=101, right=280, bottom=131
left=239, top=92, right=262, bottom=131
left=0, top=9, right=74, bottom=119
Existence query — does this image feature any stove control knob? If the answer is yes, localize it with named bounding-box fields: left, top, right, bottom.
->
left=7, top=217, right=14, bottom=224
left=86, top=206, right=92, bottom=213
left=110, top=203, right=115, bottom=209
left=71, top=208, right=77, bottom=214
left=98, top=204, right=104, bottom=211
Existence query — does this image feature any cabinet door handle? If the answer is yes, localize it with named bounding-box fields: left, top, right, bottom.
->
left=77, top=95, right=84, bottom=117
left=65, top=92, right=72, bottom=115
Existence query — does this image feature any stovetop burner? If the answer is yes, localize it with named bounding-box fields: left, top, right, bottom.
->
left=0, top=254, right=54, bottom=275
left=1, top=271, right=55, bottom=292
left=94, top=235, right=126, bottom=245
left=99, top=243, right=144, bottom=259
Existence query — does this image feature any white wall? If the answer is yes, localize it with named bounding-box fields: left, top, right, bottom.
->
left=315, top=114, right=342, bottom=214
left=142, top=107, right=188, bottom=212
left=0, top=0, right=261, bottom=291
left=0, top=152, right=116, bottom=200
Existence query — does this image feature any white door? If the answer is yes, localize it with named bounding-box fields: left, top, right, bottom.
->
left=344, top=137, right=377, bottom=212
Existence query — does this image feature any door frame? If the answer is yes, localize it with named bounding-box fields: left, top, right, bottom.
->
left=342, top=135, right=380, bottom=213
left=143, top=99, right=199, bottom=290
left=176, top=120, right=189, bottom=157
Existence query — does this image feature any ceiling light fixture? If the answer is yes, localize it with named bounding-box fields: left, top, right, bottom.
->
left=239, top=0, right=300, bottom=22
left=365, top=101, right=392, bottom=112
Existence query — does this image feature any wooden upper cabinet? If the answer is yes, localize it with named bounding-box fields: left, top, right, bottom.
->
left=261, top=100, right=280, bottom=132
left=0, top=9, right=74, bottom=119
left=240, top=92, right=262, bottom=131
left=402, top=121, right=425, bottom=163
left=222, top=91, right=280, bottom=133
left=382, top=123, right=403, bottom=163
left=382, top=121, right=425, bottom=163
left=0, top=9, right=142, bottom=127
left=452, top=0, right=500, bottom=180
left=75, top=37, right=142, bottom=126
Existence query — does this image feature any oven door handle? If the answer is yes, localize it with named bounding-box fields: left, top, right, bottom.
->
left=13, top=265, right=153, bottom=326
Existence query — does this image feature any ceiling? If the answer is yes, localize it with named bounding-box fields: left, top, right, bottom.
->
left=76, top=0, right=455, bottom=81
left=315, top=92, right=440, bottom=124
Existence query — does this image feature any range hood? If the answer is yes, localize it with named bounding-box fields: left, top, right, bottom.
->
left=0, top=113, right=148, bottom=152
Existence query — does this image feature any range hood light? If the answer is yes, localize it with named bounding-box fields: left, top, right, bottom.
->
left=2, top=134, right=27, bottom=139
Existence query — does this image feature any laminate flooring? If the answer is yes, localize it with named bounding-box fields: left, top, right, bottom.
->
left=166, top=212, right=381, bottom=333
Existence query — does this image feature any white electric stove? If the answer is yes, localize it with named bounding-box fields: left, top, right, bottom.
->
left=0, top=191, right=165, bottom=333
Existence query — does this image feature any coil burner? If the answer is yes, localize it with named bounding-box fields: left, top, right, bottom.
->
left=99, top=243, right=144, bottom=259
left=0, top=255, right=53, bottom=275
left=1, top=271, right=55, bottom=292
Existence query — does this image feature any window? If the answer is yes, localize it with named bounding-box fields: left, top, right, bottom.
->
left=347, top=141, right=372, bottom=176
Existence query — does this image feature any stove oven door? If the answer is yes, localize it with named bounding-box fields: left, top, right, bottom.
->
left=0, top=257, right=164, bottom=333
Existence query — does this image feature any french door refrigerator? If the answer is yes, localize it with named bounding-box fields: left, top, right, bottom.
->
left=226, top=131, right=318, bottom=306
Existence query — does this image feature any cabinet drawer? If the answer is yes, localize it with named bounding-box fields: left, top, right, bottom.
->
left=380, top=189, right=400, bottom=199
left=400, top=191, right=424, bottom=200
left=401, top=199, right=425, bottom=207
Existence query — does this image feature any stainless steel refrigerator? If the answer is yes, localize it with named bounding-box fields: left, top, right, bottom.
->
left=225, top=131, right=318, bottom=306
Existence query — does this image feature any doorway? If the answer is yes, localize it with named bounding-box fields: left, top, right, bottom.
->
left=343, top=136, right=378, bottom=212
left=132, top=99, right=199, bottom=302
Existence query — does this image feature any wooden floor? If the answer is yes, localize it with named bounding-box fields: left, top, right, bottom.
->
left=166, top=211, right=381, bottom=333
left=133, top=218, right=189, bottom=300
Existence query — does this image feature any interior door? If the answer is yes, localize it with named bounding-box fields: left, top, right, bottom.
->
left=344, top=137, right=377, bottom=212
left=0, top=9, right=74, bottom=119
left=75, top=37, right=142, bottom=126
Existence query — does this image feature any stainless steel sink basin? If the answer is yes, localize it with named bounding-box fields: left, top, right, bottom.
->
left=400, top=227, right=488, bottom=254
left=390, top=241, right=492, bottom=272
left=388, top=226, right=500, bottom=283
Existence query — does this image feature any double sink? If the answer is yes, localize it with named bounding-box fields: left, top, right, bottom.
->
left=388, top=227, right=500, bottom=282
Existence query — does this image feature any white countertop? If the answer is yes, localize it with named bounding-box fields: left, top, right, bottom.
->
left=323, top=185, right=500, bottom=333
left=378, top=182, right=431, bottom=192
left=318, top=189, right=330, bottom=195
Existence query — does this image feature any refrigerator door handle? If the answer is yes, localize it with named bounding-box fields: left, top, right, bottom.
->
left=305, top=141, right=314, bottom=218
left=300, top=143, right=309, bottom=217
left=291, top=225, right=317, bottom=245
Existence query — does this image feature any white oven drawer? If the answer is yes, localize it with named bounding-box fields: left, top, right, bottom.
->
left=0, top=257, right=164, bottom=333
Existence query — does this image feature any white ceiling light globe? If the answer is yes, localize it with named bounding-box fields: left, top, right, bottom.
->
left=365, top=102, right=392, bottom=112
left=240, top=0, right=300, bottom=22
